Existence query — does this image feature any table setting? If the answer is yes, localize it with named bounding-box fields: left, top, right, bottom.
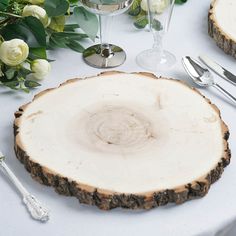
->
left=0, top=0, right=236, bottom=235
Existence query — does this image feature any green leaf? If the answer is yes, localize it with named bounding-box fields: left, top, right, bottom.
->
left=73, top=6, right=98, bottom=41
left=29, top=47, right=47, bottom=60
left=48, top=15, right=66, bottom=32
left=68, top=0, right=78, bottom=3
left=2, top=80, right=19, bottom=89
left=0, top=16, right=46, bottom=48
left=49, top=36, right=67, bottom=48
left=129, top=0, right=141, bottom=16
left=24, top=80, right=41, bottom=88
left=51, top=32, right=88, bottom=41
left=44, top=0, right=69, bottom=17
left=5, top=68, right=16, bottom=80
left=128, top=6, right=141, bottom=16
left=18, top=67, right=32, bottom=78
left=64, top=24, right=79, bottom=31
left=175, top=0, right=187, bottom=4
left=65, top=40, right=84, bottom=53
left=0, top=0, right=9, bottom=11
left=134, top=16, right=148, bottom=29
left=152, top=19, right=163, bottom=31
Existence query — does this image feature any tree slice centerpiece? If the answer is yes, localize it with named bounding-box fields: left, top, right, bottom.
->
left=209, top=0, right=236, bottom=58
left=14, top=72, right=231, bottom=210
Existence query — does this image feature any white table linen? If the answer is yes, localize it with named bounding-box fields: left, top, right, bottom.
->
left=0, top=0, right=236, bottom=235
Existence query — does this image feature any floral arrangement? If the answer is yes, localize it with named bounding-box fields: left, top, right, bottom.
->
left=129, top=0, right=188, bottom=29
left=0, top=0, right=98, bottom=92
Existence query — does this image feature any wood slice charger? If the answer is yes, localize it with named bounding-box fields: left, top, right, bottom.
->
left=14, top=72, right=231, bottom=210
left=209, top=0, right=236, bottom=58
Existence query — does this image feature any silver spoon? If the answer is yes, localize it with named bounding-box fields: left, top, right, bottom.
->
left=182, top=56, right=236, bottom=105
left=0, top=151, right=49, bottom=222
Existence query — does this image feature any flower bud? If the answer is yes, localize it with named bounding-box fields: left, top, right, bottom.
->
left=141, top=0, right=168, bottom=14
left=22, top=5, right=50, bottom=27
left=31, top=59, right=51, bottom=80
left=0, top=39, right=29, bottom=66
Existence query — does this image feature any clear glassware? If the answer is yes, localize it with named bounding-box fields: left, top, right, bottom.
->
left=136, top=0, right=176, bottom=71
left=81, top=0, right=133, bottom=68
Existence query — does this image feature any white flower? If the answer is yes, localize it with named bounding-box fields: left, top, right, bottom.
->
left=22, top=5, right=51, bottom=27
left=0, top=39, right=29, bottom=66
left=141, top=0, right=168, bottom=14
left=31, top=59, right=51, bottom=80
left=26, top=0, right=45, bottom=4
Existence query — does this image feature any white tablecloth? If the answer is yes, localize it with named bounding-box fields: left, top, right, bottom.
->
left=0, top=1, right=236, bottom=235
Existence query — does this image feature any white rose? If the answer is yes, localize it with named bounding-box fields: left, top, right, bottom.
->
left=141, top=0, right=168, bottom=14
left=0, top=39, right=29, bottom=66
left=31, top=59, right=51, bottom=80
left=26, top=0, right=45, bottom=4
left=22, top=5, right=51, bottom=27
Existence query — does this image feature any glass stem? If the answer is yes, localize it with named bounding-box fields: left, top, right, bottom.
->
left=152, top=32, right=163, bottom=55
left=99, top=15, right=113, bottom=58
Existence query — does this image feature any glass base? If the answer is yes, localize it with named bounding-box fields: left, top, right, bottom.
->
left=136, top=49, right=176, bottom=72
left=83, top=44, right=126, bottom=69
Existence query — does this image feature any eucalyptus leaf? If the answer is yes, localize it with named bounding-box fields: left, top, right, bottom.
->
left=0, top=16, right=46, bottom=48
left=44, top=0, right=69, bottom=17
left=73, top=6, right=98, bottom=41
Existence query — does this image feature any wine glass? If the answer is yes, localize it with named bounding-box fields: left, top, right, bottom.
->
left=136, top=0, right=176, bottom=71
left=81, top=0, right=133, bottom=68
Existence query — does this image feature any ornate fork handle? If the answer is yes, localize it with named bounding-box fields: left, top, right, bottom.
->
left=0, top=154, right=49, bottom=222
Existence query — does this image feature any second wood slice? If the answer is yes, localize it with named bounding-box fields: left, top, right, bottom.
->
left=14, top=72, right=230, bottom=210
left=209, top=0, right=236, bottom=58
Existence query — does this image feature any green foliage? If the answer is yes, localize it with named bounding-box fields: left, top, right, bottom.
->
left=29, top=47, right=47, bottom=60
left=152, top=19, right=163, bottom=31
left=130, top=0, right=188, bottom=29
left=44, top=0, right=69, bottom=17
left=24, top=80, right=41, bottom=88
left=68, top=0, right=79, bottom=3
left=48, top=15, right=66, bottom=32
left=175, top=0, right=187, bottom=4
left=134, top=16, right=148, bottom=29
left=1, top=16, right=46, bottom=48
left=0, top=0, right=9, bottom=11
left=0, top=64, right=40, bottom=92
left=66, top=40, right=85, bottom=52
left=48, top=30, right=87, bottom=52
left=0, top=0, right=99, bottom=92
left=128, top=0, right=141, bottom=16
left=73, top=6, right=98, bottom=41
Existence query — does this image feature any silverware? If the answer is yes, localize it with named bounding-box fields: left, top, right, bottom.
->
left=182, top=56, right=236, bottom=105
left=0, top=151, right=49, bottom=222
left=199, top=55, right=236, bottom=86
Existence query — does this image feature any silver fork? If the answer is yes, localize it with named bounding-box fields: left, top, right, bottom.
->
left=0, top=150, right=49, bottom=222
